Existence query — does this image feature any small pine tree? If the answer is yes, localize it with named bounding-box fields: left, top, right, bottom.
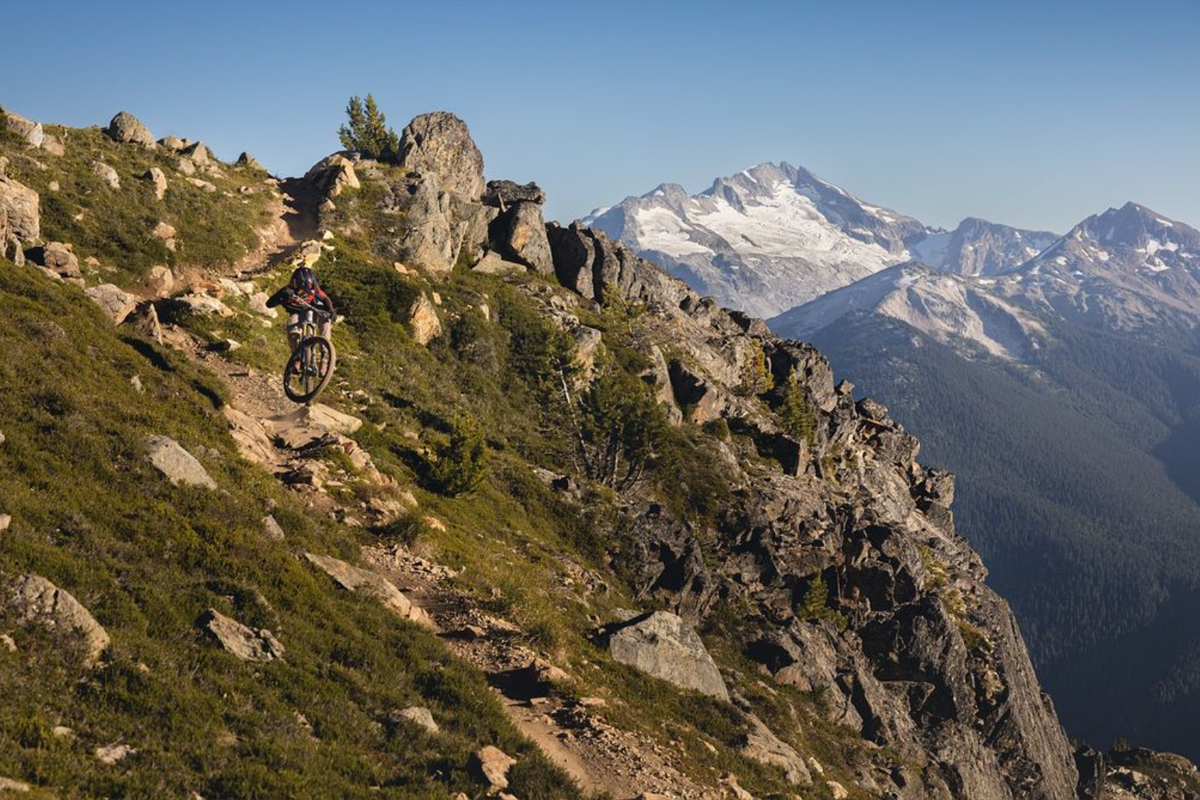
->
left=428, top=412, right=488, bottom=496
left=799, top=574, right=848, bottom=632
left=780, top=375, right=816, bottom=447
left=337, top=94, right=400, bottom=161
left=739, top=341, right=774, bottom=396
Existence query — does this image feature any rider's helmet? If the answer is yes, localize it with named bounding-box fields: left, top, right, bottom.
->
left=290, top=266, right=316, bottom=294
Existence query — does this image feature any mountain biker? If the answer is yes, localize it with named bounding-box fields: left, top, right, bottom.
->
left=266, top=266, right=336, bottom=359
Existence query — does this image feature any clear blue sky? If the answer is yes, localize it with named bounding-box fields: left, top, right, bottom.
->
left=3, top=0, right=1197, bottom=232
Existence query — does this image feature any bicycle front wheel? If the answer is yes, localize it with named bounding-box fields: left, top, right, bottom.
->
left=283, top=336, right=337, bottom=404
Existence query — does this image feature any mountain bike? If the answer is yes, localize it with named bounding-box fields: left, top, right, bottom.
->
left=283, top=303, right=336, bottom=404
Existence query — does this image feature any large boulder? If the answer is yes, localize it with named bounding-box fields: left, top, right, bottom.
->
left=491, top=201, right=553, bottom=275
left=482, top=179, right=545, bottom=208
left=105, top=111, right=155, bottom=147
left=200, top=608, right=284, bottom=662
left=606, top=611, right=729, bottom=700
left=235, top=151, right=265, bottom=171
left=470, top=746, right=516, bottom=792
left=35, top=242, right=81, bottom=279
left=545, top=222, right=595, bottom=300
left=398, top=112, right=485, bottom=199
left=2, top=574, right=110, bottom=666
left=91, top=161, right=120, bottom=190
left=0, top=175, right=40, bottom=258
left=740, top=713, right=812, bottom=785
left=394, top=175, right=456, bottom=273
left=304, top=553, right=433, bottom=628
left=305, top=153, right=360, bottom=198
left=85, top=284, right=139, bottom=325
left=146, top=435, right=217, bottom=489
left=143, top=167, right=167, bottom=200
left=2, top=111, right=44, bottom=148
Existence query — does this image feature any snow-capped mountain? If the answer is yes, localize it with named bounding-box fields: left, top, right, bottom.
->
left=584, top=162, right=925, bottom=317
left=585, top=162, right=1062, bottom=318
left=770, top=262, right=1048, bottom=361
left=909, top=217, right=1058, bottom=276
left=987, top=202, right=1200, bottom=336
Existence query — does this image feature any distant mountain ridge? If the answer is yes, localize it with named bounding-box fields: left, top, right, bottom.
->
left=584, top=161, right=1061, bottom=317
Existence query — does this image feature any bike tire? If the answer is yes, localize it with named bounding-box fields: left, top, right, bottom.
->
left=283, top=336, right=337, bottom=404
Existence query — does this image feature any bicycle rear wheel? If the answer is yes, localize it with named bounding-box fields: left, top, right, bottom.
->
left=283, top=336, right=336, bottom=403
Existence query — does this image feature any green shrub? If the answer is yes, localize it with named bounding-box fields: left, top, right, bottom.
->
left=574, top=361, right=670, bottom=490
left=375, top=511, right=424, bottom=546
left=428, top=412, right=489, bottom=496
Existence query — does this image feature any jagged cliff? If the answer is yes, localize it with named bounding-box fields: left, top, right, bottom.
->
left=0, top=104, right=1193, bottom=800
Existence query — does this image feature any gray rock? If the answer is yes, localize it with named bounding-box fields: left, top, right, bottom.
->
left=606, top=611, right=729, bottom=701
left=740, top=713, right=811, bottom=785
left=0, top=175, right=40, bottom=258
left=146, top=435, right=217, bottom=489
left=546, top=222, right=596, bottom=300
left=180, top=141, right=210, bottom=164
left=145, top=265, right=174, bottom=297
left=262, top=515, right=285, bottom=542
left=470, top=746, right=516, bottom=792
left=305, top=153, right=360, bottom=198
left=394, top=174, right=456, bottom=273
left=236, top=152, right=265, bottom=171
left=408, top=292, right=442, bottom=346
left=94, top=743, right=136, bottom=765
left=2, top=574, right=110, bottom=666
left=35, top=242, right=80, bottom=279
left=144, top=167, right=167, bottom=200
left=482, top=179, right=545, bottom=208
left=3, top=111, right=43, bottom=148
left=85, top=284, right=139, bottom=325
left=158, top=135, right=188, bottom=152
left=200, top=608, right=284, bottom=662
left=91, top=161, right=120, bottom=189
left=105, top=111, right=155, bottom=147
left=398, top=112, right=485, bottom=199
left=492, top=201, right=553, bottom=275
left=177, top=293, right=233, bottom=317
left=471, top=251, right=525, bottom=276
left=392, top=706, right=439, bottom=734
left=304, top=552, right=433, bottom=628
left=124, top=301, right=163, bottom=345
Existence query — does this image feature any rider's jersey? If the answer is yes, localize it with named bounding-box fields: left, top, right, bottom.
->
left=266, top=284, right=335, bottom=316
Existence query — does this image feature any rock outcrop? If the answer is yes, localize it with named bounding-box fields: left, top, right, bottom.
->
left=482, top=179, right=545, bottom=208
left=1, top=574, right=110, bottom=666
left=105, top=111, right=155, bottom=147
left=398, top=112, right=485, bottom=199
left=86, top=283, right=138, bottom=324
left=145, top=436, right=217, bottom=489
left=541, top=222, right=1082, bottom=800
left=2, top=110, right=44, bottom=148
left=606, top=611, right=730, bottom=701
left=491, top=201, right=553, bottom=274
left=91, top=160, right=120, bottom=189
left=200, top=608, right=284, bottom=662
left=303, top=552, right=433, bottom=628
left=0, top=174, right=39, bottom=263
left=408, top=292, right=442, bottom=345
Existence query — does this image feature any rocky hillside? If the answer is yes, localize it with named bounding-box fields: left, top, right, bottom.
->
left=0, top=104, right=1191, bottom=800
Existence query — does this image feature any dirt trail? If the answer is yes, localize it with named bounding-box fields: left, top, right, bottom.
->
left=164, top=180, right=713, bottom=800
